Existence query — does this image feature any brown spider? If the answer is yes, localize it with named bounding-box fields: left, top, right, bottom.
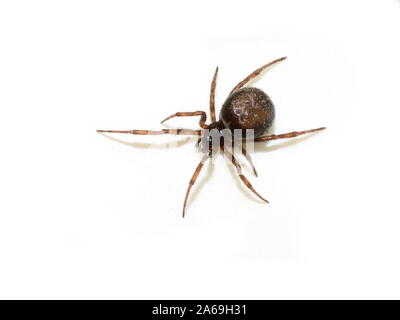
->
left=97, top=57, right=325, bottom=217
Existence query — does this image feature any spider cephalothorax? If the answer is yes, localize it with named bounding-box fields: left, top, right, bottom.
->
left=97, top=57, right=325, bottom=217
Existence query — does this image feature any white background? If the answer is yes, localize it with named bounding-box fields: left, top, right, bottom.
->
left=1, top=0, right=400, bottom=299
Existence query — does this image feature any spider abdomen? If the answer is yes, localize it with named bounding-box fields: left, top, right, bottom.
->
left=219, top=87, right=275, bottom=138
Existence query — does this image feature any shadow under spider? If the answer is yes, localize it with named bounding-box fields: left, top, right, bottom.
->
left=99, top=130, right=320, bottom=206
left=98, top=132, right=195, bottom=149
left=254, top=131, right=316, bottom=153
left=225, top=133, right=319, bottom=203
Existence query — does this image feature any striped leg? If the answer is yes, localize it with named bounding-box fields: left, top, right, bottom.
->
left=209, top=67, right=219, bottom=122
left=241, top=143, right=258, bottom=177
left=255, top=127, right=326, bottom=142
left=161, top=111, right=208, bottom=129
left=221, top=145, right=268, bottom=203
left=182, top=153, right=210, bottom=217
left=230, top=57, right=287, bottom=94
left=97, top=128, right=203, bottom=136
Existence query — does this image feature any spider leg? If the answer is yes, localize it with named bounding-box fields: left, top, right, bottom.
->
left=182, top=153, right=210, bottom=217
left=221, top=145, right=268, bottom=203
left=96, top=128, right=202, bottom=136
left=255, top=127, right=326, bottom=142
left=160, top=111, right=208, bottom=129
left=196, top=137, right=201, bottom=148
left=209, top=67, right=219, bottom=122
left=230, top=56, right=287, bottom=94
left=240, top=142, right=258, bottom=177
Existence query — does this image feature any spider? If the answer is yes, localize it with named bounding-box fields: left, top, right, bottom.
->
left=97, top=57, right=325, bottom=217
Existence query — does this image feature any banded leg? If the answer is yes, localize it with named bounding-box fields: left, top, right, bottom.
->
left=255, top=127, right=326, bottom=142
left=182, top=153, right=210, bottom=217
left=221, top=145, right=268, bottom=203
left=241, top=143, right=258, bottom=177
left=230, top=56, right=287, bottom=94
left=231, top=140, right=258, bottom=177
left=96, top=128, right=202, bottom=136
left=161, top=111, right=208, bottom=129
left=196, top=137, right=201, bottom=148
left=209, top=67, right=219, bottom=122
